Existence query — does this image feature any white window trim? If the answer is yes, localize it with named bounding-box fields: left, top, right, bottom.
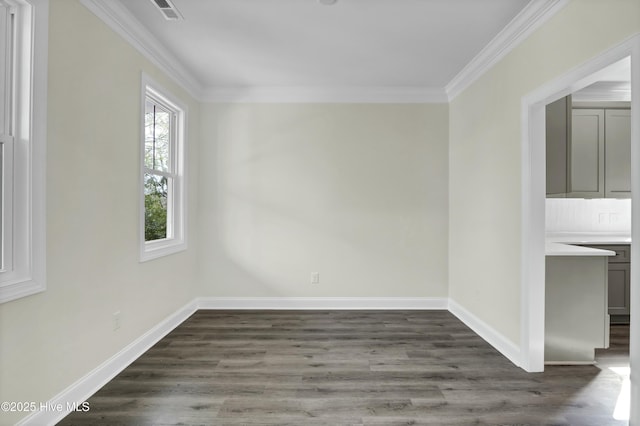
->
left=0, top=0, right=47, bottom=304
left=140, top=74, right=187, bottom=262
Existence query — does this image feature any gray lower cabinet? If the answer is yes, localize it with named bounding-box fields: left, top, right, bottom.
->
left=584, top=244, right=631, bottom=323
left=607, top=262, right=630, bottom=316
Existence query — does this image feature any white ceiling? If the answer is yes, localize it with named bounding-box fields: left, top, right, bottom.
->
left=572, top=56, right=631, bottom=102
left=117, top=0, right=531, bottom=93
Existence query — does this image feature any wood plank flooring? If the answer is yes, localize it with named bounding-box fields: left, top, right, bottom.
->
left=59, top=311, right=630, bottom=425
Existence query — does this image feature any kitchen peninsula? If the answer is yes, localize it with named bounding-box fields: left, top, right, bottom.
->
left=547, top=231, right=632, bottom=324
left=545, top=242, right=614, bottom=364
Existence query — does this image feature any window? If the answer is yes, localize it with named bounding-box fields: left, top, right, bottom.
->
left=140, top=75, right=187, bottom=261
left=0, top=0, right=47, bottom=304
left=0, top=2, right=15, bottom=274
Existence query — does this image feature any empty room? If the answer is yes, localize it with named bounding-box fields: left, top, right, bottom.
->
left=1, top=0, right=639, bottom=424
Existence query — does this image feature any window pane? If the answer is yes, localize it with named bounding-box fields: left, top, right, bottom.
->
left=0, top=143, right=3, bottom=269
left=144, top=173, right=168, bottom=241
left=144, top=100, right=171, bottom=173
left=0, top=5, right=9, bottom=135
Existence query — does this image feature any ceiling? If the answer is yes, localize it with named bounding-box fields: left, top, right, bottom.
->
left=115, top=0, right=533, bottom=98
left=573, top=56, right=631, bottom=102
left=119, top=0, right=529, bottom=93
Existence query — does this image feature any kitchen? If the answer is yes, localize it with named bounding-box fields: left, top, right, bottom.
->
left=544, top=56, right=631, bottom=364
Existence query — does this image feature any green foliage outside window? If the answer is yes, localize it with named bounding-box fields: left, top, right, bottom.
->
left=144, top=99, right=172, bottom=242
left=144, top=174, right=168, bottom=241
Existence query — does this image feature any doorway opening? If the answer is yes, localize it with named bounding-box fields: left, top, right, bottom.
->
left=520, top=34, right=639, bottom=424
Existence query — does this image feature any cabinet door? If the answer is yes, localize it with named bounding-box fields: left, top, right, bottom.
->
left=608, top=262, right=630, bottom=316
left=605, top=109, right=631, bottom=198
left=569, top=109, right=605, bottom=197
left=546, top=96, right=570, bottom=196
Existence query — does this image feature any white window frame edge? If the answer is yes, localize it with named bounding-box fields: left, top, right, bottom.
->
left=0, top=0, right=47, bottom=304
left=139, top=73, right=187, bottom=262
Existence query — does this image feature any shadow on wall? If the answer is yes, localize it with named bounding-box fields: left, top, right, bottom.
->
left=202, top=104, right=449, bottom=297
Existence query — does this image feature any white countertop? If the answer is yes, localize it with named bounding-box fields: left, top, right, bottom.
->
left=546, top=232, right=631, bottom=245
left=545, top=242, right=615, bottom=257
left=545, top=232, right=629, bottom=256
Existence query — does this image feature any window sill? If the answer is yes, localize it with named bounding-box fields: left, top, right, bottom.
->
left=140, top=240, right=187, bottom=262
left=0, top=278, right=46, bottom=304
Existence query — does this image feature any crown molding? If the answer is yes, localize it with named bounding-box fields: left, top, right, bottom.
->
left=80, top=0, right=568, bottom=105
left=446, top=0, right=570, bottom=101
left=79, top=0, right=446, bottom=104
left=80, top=0, right=204, bottom=101
left=203, top=86, right=449, bottom=104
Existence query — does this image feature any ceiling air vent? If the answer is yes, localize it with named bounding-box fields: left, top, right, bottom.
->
left=149, top=0, right=183, bottom=21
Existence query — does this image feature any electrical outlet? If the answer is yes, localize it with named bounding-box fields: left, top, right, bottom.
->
left=113, top=311, right=121, bottom=331
left=311, top=272, right=320, bottom=284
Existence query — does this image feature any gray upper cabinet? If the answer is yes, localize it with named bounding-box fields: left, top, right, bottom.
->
left=545, top=96, right=570, bottom=196
left=604, top=109, right=631, bottom=198
left=546, top=102, right=631, bottom=199
left=569, top=109, right=605, bottom=198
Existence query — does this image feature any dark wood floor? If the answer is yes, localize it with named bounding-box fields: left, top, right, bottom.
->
left=59, top=310, right=630, bottom=425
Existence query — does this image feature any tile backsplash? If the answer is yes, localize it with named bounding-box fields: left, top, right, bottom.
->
left=546, top=198, right=631, bottom=234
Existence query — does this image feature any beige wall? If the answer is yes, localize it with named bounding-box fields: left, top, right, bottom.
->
left=0, top=1, right=200, bottom=423
left=449, top=0, right=640, bottom=345
left=198, top=103, right=449, bottom=298
left=6, top=0, right=640, bottom=424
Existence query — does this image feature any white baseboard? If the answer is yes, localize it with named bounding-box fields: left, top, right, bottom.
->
left=448, top=299, right=522, bottom=367
left=17, top=300, right=198, bottom=426
left=196, top=296, right=449, bottom=310
left=19, top=296, right=523, bottom=426
left=544, top=361, right=595, bottom=365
